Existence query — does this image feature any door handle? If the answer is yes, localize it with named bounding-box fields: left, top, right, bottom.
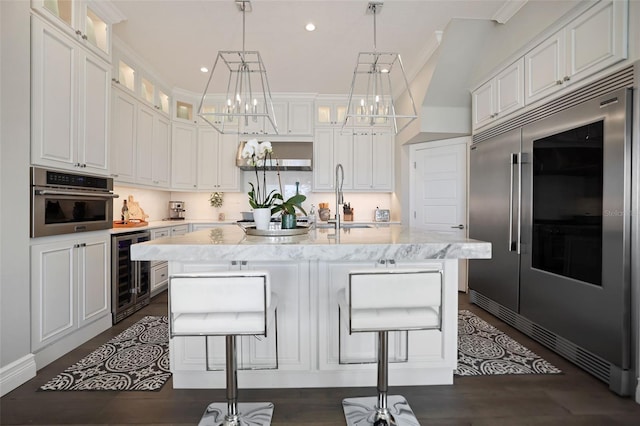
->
left=450, top=224, right=465, bottom=229
left=508, top=153, right=517, bottom=252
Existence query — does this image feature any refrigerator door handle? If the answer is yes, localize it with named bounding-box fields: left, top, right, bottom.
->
left=508, top=153, right=517, bottom=252
left=516, top=152, right=522, bottom=255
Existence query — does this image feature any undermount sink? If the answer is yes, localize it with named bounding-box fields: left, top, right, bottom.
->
left=316, top=223, right=374, bottom=229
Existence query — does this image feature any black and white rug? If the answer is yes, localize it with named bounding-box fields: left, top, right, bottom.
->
left=40, top=312, right=560, bottom=390
left=456, top=310, right=562, bottom=376
left=40, top=316, right=171, bottom=391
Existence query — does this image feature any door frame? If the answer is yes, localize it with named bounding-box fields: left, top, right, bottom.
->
left=409, top=136, right=471, bottom=291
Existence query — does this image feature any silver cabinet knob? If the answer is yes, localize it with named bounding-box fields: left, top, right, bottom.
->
left=451, top=224, right=465, bottom=229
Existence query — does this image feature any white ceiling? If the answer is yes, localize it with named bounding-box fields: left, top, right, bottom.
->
left=111, top=0, right=510, bottom=95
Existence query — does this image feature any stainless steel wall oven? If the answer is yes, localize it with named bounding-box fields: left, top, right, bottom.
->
left=469, top=65, right=635, bottom=396
left=31, top=167, right=117, bottom=237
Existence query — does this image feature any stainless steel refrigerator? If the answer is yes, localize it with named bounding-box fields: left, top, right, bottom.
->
left=469, top=85, right=634, bottom=395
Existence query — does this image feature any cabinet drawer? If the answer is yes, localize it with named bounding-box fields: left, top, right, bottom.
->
left=152, top=263, right=168, bottom=291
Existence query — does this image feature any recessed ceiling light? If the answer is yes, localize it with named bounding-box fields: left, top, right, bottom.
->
left=305, top=23, right=316, bottom=32
left=200, top=67, right=209, bottom=73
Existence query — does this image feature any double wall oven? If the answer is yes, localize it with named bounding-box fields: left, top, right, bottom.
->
left=469, top=67, right=635, bottom=396
left=31, top=167, right=117, bottom=237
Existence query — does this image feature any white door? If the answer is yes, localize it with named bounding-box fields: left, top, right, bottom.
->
left=410, top=138, right=469, bottom=291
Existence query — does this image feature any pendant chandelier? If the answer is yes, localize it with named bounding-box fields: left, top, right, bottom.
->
left=343, top=2, right=417, bottom=135
left=198, top=0, right=278, bottom=134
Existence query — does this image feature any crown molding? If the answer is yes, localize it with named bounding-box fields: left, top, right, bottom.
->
left=492, top=0, right=528, bottom=24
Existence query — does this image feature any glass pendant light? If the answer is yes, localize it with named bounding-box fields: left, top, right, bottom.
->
left=198, top=0, right=278, bottom=134
left=343, top=2, right=418, bottom=135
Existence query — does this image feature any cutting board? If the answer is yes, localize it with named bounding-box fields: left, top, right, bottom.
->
left=113, top=220, right=148, bottom=228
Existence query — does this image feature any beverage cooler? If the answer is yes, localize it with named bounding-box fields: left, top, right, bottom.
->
left=111, top=231, right=151, bottom=324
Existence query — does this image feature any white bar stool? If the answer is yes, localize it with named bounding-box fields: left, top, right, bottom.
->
left=338, top=268, right=442, bottom=426
left=169, top=271, right=278, bottom=426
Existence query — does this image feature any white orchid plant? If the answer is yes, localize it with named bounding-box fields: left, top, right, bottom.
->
left=241, top=139, right=283, bottom=213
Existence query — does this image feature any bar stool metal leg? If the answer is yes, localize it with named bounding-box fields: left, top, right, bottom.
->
left=342, top=331, right=420, bottom=426
left=198, top=335, right=274, bottom=426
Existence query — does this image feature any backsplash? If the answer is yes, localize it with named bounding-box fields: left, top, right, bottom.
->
left=115, top=171, right=395, bottom=222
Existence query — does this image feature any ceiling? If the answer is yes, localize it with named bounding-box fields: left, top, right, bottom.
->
left=111, top=0, right=511, bottom=96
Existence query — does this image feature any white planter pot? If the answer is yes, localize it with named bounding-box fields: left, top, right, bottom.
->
left=253, top=208, right=272, bottom=230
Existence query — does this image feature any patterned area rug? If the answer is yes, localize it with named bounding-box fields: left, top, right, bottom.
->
left=40, top=316, right=171, bottom=391
left=456, top=310, right=562, bottom=376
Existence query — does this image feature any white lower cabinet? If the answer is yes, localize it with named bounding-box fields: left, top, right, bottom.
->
left=167, top=258, right=458, bottom=388
left=150, top=225, right=190, bottom=296
left=31, top=233, right=110, bottom=352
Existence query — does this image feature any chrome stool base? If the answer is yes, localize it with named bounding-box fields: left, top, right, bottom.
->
left=342, top=396, right=419, bottom=426
left=198, top=402, right=274, bottom=426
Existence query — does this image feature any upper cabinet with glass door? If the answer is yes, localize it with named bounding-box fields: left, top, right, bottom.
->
left=31, top=0, right=119, bottom=61
left=141, top=74, right=171, bottom=116
left=315, top=97, right=348, bottom=126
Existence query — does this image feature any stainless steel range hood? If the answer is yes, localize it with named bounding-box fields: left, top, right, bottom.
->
left=236, top=141, right=313, bottom=171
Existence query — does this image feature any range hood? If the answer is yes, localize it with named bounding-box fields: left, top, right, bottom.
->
left=236, top=141, right=313, bottom=171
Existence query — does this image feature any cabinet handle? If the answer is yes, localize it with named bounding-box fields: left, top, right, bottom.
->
left=451, top=224, right=465, bottom=229
left=82, top=34, right=88, bottom=40
left=563, top=75, right=571, bottom=82
left=556, top=80, right=563, bottom=85
left=75, top=30, right=82, bottom=36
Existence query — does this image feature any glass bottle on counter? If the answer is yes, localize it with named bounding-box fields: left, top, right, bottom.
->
left=121, top=200, right=129, bottom=223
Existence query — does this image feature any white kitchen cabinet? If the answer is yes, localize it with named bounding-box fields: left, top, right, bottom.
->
left=111, top=85, right=170, bottom=187
left=31, top=0, right=112, bottom=60
left=353, top=130, right=393, bottom=191
left=31, top=15, right=110, bottom=176
left=198, top=97, right=239, bottom=130
left=152, top=114, right=171, bottom=187
left=283, top=100, right=313, bottom=135
left=315, top=98, right=348, bottom=126
left=149, top=225, right=189, bottom=296
left=151, top=263, right=169, bottom=296
left=31, top=233, right=110, bottom=351
left=472, top=58, right=524, bottom=131
left=313, top=128, right=353, bottom=191
left=171, top=122, right=198, bottom=190
left=136, top=103, right=170, bottom=187
left=525, top=0, right=627, bottom=105
left=240, top=99, right=312, bottom=136
left=140, top=74, right=171, bottom=117
left=197, top=128, right=241, bottom=191
left=110, top=86, right=137, bottom=183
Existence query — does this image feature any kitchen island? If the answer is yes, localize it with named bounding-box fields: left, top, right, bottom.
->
left=131, top=224, right=490, bottom=389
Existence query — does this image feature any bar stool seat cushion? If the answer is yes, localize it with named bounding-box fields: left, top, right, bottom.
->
left=338, top=290, right=438, bottom=331
left=173, top=294, right=277, bottom=335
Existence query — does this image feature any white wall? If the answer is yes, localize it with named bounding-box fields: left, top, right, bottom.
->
left=0, top=0, right=35, bottom=395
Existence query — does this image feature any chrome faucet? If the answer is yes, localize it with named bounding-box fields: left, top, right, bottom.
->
left=335, top=163, right=344, bottom=233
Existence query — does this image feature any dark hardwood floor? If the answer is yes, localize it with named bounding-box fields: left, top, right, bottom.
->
left=2, top=291, right=639, bottom=425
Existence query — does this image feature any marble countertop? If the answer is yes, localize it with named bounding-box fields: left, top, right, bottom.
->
left=130, top=224, right=491, bottom=262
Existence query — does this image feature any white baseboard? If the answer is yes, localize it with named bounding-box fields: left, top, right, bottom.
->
left=0, top=354, right=36, bottom=397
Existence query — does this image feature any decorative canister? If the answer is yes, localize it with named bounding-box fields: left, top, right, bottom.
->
left=318, top=208, right=331, bottom=221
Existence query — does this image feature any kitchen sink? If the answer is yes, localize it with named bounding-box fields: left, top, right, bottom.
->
left=316, top=223, right=374, bottom=229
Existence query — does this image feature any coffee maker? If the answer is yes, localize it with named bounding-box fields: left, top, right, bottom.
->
left=168, top=201, right=186, bottom=220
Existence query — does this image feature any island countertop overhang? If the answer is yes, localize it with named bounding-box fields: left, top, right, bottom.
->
left=130, top=225, right=491, bottom=262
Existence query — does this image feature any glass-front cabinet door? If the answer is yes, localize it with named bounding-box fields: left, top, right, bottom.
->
left=32, top=0, right=112, bottom=60
left=83, top=4, right=109, bottom=57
